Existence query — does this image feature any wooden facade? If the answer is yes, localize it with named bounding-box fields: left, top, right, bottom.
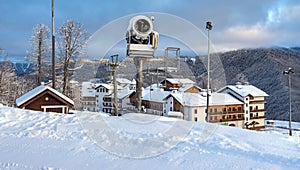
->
left=17, top=87, right=74, bottom=114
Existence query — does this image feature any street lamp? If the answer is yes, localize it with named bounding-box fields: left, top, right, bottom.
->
left=206, top=21, right=212, bottom=121
left=283, top=67, right=294, bottom=136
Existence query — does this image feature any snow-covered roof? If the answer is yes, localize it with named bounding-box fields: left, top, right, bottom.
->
left=16, top=85, right=74, bottom=107
left=117, top=89, right=135, bottom=99
left=81, top=82, right=95, bottom=97
left=165, top=92, right=243, bottom=107
left=178, top=85, right=201, bottom=92
left=116, top=78, right=131, bottom=85
left=210, top=93, right=243, bottom=106
left=164, top=78, right=195, bottom=85
left=142, top=88, right=171, bottom=103
left=95, top=83, right=113, bottom=90
left=219, top=84, right=269, bottom=97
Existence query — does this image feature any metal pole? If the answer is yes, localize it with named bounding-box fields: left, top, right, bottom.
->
left=206, top=28, right=210, bottom=121
left=289, top=73, right=292, bottom=136
left=110, top=54, right=119, bottom=116
left=137, top=58, right=143, bottom=112
left=113, top=66, right=118, bottom=116
left=51, top=0, right=56, bottom=89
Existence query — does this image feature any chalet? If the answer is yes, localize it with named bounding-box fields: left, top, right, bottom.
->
left=217, top=83, right=269, bottom=129
left=160, top=78, right=195, bottom=91
left=16, top=85, right=74, bottom=113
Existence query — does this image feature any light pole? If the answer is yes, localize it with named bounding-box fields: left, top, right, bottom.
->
left=206, top=21, right=212, bottom=122
left=51, top=0, right=56, bottom=89
left=283, top=67, right=294, bottom=136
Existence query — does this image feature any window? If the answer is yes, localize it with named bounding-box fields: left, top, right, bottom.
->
left=228, top=107, right=232, bottom=112
left=238, top=107, right=242, bottom=111
left=256, top=113, right=258, bottom=117
left=210, top=108, right=213, bottom=113
left=194, top=109, right=197, bottom=114
left=255, top=106, right=258, bottom=110
left=250, top=113, right=253, bottom=117
left=170, top=107, right=172, bottom=111
left=250, top=106, right=253, bottom=111
left=194, top=117, right=198, bottom=122
left=223, top=108, right=226, bottom=112
left=214, top=108, right=217, bottom=113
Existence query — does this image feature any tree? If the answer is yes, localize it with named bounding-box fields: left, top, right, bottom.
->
left=28, top=24, right=51, bottom=86
left=0, top=49, right=17, bottom=106
left=57, top=20, right=89, bottom=95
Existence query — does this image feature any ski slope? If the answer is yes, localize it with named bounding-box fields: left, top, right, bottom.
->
left=0, top=106, right=299, bottom=169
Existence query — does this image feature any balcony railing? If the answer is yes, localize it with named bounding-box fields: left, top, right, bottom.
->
left=250, top=115, right=266, bottom=119
left=250, top=109, right=266, bottom=112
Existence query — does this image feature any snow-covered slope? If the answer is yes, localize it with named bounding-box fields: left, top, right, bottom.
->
left=0, top=106, right=299, bottom=170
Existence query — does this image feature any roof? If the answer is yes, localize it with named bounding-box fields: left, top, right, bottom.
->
left=210, top=93, right=243, bottom=106
left=81, top=82, right=95, bottom=97
left=178, top=85, right=201, bottom=92
left=219, top=85, right=269, bottom=97
left=95, top=83, right=113, bottom=90
left=164, top=78, right=195, bottom=85
left=16, top=85, right=74, bottom=107
left=116, top=78, right=131, bottom=85
left=165, top=92, right=243, bottom=107
left=142, top=88, right=171, bottom=103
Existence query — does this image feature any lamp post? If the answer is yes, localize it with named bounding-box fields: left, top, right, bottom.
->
left=206, top=21, right=212, bottom=121
left=51, top=0, right=56, bottom=89
left=283, top=67, right=294, bottom=136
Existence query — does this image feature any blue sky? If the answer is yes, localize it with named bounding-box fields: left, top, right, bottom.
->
left=0, top=0, right=300, bottom=58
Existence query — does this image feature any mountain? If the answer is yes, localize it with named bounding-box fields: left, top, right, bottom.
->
left=188, top=47, right=300, bottom=122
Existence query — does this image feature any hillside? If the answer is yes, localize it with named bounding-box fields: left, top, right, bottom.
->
left=0, top=106, right=300, bottom=169
left=188, top=47, right=300, bottom=122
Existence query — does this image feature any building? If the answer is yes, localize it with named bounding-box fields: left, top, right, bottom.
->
left=217, top=83, right=269, bottom=129
left=80, top=82, right=97, bottom=112
left=160, top=78, right=196, bottom=91
left=16, top=85, right=74, bottom=113
left=163, top=81, right=268, bottom=129
left=95, top=84, right=114, bottom=112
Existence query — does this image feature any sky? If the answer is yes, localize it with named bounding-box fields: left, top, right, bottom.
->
left=0, top=0, right=300, bottom=59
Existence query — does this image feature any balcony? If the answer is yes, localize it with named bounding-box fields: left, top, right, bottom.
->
left=250, top=115, right=266, bottom=120
left=250, top=109, right=266, bottom=112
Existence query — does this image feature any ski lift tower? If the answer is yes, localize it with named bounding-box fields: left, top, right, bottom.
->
left=126, top=15, right=159, bottom=112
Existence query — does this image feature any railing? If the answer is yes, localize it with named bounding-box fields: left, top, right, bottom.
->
left=250, top=109, right=266, bottom=112
left=250, top=115, right=266, bottom=119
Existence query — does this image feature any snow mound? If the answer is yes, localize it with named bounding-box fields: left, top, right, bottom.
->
left=0, top=106, right=300, bottom=169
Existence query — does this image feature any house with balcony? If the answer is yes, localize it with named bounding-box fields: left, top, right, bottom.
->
left=163, top=92, right=244, bottom=127
left=217, top=83, right=269, bottom=129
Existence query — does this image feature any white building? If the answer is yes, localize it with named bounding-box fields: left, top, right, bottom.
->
left=80, top=82, right=97, bottom=112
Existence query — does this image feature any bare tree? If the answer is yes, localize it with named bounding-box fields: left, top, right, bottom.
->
left=28, top=23, right=51, bottom=86
left=0, top=49, right=17, bottom=106
left=57, top=20, right=89, bottom=95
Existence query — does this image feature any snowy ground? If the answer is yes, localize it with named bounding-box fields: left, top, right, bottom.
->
left=0, top=106, right=300, bottom=170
